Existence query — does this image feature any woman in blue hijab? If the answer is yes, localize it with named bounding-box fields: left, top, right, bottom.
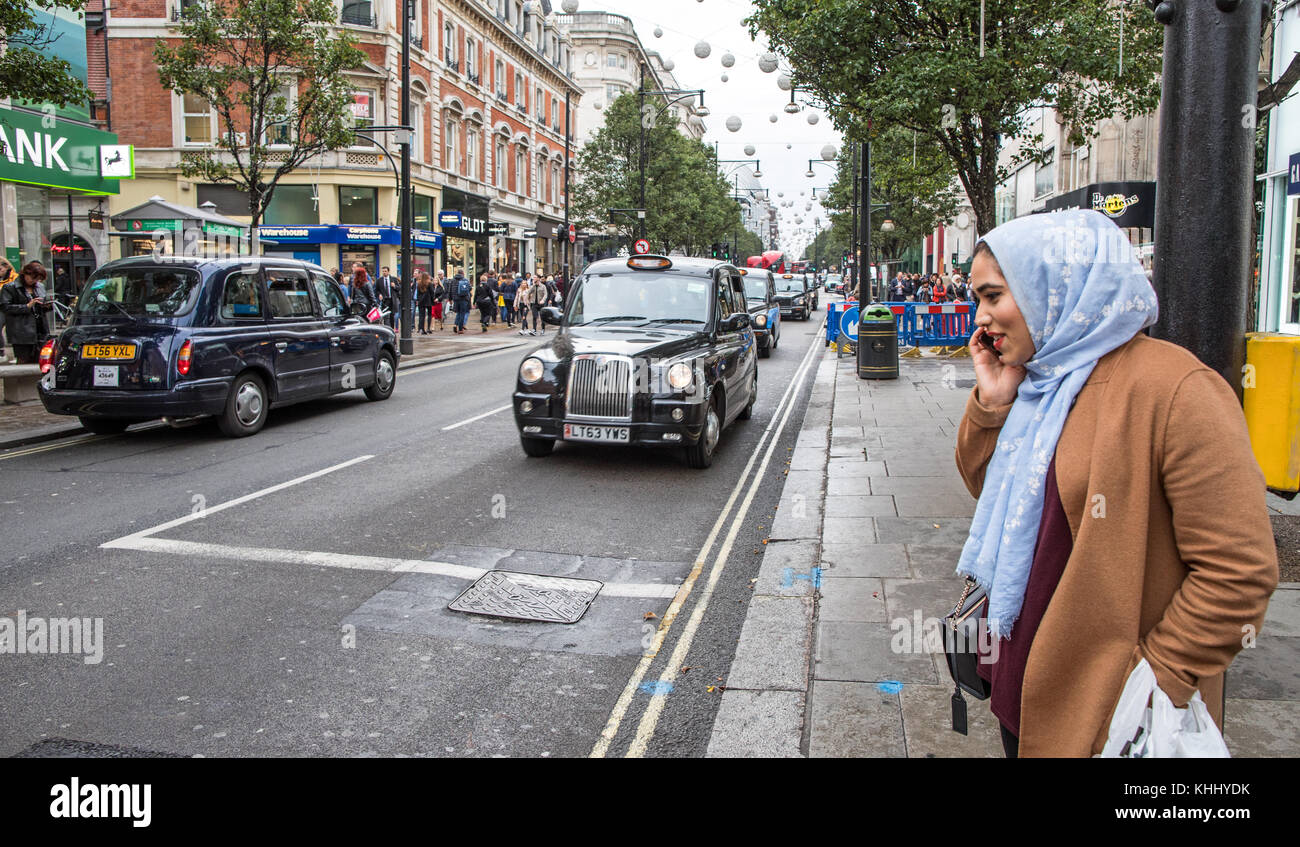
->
left=956, top=209, right=1277, bottom=757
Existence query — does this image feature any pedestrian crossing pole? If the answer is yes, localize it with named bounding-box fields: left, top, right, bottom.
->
left=1148, top=0, right=1262, bottom=398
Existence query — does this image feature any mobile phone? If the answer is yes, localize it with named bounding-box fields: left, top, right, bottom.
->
left=978, top=328, right=1001, bottom=357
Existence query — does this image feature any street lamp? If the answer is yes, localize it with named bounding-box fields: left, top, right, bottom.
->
left=637, top=62, right=707, bottom=240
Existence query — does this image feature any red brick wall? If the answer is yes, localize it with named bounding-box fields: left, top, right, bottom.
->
left=109, top=35, right=175, bottom=147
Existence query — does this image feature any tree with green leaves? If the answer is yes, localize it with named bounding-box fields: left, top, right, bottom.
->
left=572, top=92, right=747, bottom=256
left=0, top=0, right=93, bottom=109
left=154, top=0, right=367, bottom=226
left=821, top=128, right=960, bottom=268
left=747, top=0, right=1163, bottom=234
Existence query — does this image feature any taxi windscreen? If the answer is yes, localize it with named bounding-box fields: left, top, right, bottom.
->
left=569, top=274, right=709, bottom=326
left=77, top=267, right=203, bottom=318
left=775, top=277, right=803, bottom=292
left=743, top=277, right=769, bottom=300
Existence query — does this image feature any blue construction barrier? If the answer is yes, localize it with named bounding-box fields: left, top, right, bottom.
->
left=826, top=301, right=974, bottom=348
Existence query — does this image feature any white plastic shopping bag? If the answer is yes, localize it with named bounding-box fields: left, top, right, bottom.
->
left=1100, top=659, right=1229, bottom=758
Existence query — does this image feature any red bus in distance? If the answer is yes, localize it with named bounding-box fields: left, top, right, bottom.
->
left=746, top=251, right=786, bottom=274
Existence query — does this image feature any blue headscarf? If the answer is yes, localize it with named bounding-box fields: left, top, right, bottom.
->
left=956, top=209, right=1159, bottom=639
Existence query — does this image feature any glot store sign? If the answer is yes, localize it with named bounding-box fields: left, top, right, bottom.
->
left=0, top=107, right=122, bottom=195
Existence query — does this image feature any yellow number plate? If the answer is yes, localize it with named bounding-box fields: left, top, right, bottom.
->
left=81, top=344, right=136, bottom=360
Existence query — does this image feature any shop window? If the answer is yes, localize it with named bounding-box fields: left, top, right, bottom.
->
left=263, top=185, right=319, bottom=225
left=338, top=186, right=377, bottom=225
left=412, top=195, right=432, bottom=230
left=183, top=92, right=214, bottom=145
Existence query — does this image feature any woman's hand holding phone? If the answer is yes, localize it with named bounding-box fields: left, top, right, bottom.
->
left=970, top=326, right=1026, bottom=408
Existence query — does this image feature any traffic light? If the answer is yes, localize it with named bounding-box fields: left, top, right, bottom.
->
left=710, top=242, right=720, bottom=258
left=722, top=244, right=730, bottom=261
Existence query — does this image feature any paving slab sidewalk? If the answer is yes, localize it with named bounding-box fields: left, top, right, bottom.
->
left=710, top=349, right=1300, bottom=758
left=0, top=327, right=529, bottom=450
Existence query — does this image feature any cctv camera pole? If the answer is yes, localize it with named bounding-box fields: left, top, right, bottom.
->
left=1149, top=0, right=1261, bottom=398
left=398, top=0, right=414, bottom=356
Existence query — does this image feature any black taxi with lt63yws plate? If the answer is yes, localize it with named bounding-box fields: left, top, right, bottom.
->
left=37, top=256, right=398, bottom=437
left=512, top=254, right=758, bottom=469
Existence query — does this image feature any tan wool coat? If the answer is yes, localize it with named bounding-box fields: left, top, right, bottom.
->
left=955, top=334, right=1279, bottom=757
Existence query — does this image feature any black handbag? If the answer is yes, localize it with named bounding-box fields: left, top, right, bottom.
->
left=942, top=577, right=992, bottom=735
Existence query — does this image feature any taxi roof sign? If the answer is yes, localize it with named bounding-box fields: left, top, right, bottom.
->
left=627, top=255, right=672, bottom=270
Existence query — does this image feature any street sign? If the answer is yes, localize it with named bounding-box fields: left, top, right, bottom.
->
left=568, top=224, right=576, bottom=244
left=840, top=305, right=860, bottom=341
left=633, top=238, right=650, bottom=254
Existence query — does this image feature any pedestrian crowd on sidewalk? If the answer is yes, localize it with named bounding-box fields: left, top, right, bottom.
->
left=888, top=271, right=971, bottom=303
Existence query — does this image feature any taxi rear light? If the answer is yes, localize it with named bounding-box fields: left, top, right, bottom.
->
left=177, top=339, right=193, bottom=376
left=38, top=338, right=56, bottom=374
left=627, top=256, right=672, bottom=270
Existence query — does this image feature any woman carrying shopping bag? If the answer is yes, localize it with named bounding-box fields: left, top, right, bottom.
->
left=955, top=209, right=1277, bottom=758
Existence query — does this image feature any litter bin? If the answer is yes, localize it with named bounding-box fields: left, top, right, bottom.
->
left=857, top=303, right=898, bottom=380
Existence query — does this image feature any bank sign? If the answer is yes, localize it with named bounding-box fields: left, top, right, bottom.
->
left=0, top=107, right=122, bottom=195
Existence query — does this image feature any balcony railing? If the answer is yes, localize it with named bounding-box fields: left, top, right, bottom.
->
left=467, top=71, right=481, bottom=86
left=445, top=58, right=459, bottom=73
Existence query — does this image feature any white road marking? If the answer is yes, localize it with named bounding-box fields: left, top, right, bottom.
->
left=100, top=537, right=679, bottom=599
left=0, top=422, right=167, bottom=461
left=440, top=404, right=512, bottom=431
left=101, top=454, right=374, bottom=548
left=399, top=344, right=529, bottom=377
left=626, top=325, right=822, bottom=757
left=590, top=317, right=826, bottom=758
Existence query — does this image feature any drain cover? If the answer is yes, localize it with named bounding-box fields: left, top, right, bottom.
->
left=448, top=570, right=603, bottom=624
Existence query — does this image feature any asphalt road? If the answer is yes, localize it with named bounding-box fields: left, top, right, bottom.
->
left=0, top=309, right=829, bottom=758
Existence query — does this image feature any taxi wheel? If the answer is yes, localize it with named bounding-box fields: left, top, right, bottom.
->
left=685, top=397, right=721, bottom=469
left=738, top=370, right=757, bottom=420
left=758, top=339, right=771, bottom=359
left=78, top=416, right=132, bottom=435
left=521, top=436, right=554, bottom=457
left=364, top=350, right=396, bottom=401
left=772, top=328, right=779, bottom=350
left=219, top=372, right=268, bottom=438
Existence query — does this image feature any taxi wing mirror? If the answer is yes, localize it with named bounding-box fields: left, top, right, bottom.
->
left=722, top=313, right=751, bottom=332
left=540, top=306, right=563, bottom=326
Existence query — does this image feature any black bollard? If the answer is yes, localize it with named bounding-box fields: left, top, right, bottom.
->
left=1149, top=0, right=1262, bottom=400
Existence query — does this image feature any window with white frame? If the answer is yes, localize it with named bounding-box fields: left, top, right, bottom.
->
left=444, top=116, right=459, bottom=171
left=444, top=22, right=456, bottom=67
left=349, top=89, right=375, bottom=147
left=410, top=101, right=423, bottom=163
left=466, top=126, right=478, bottom=180
left=495, top=136, right=507, bottom=189
left=536, top=154, right=544, bottom=200
left=514, top=69, right=524, bottom=106
left=341, top=0, right=374, bottom=27
left=182, top=92, right=214, bottom=145
left=495, top=59, right=505, bottom=97
left=606, top=53, right=619, bottom=69
left=465, top=37, right=475, bottom=80
left=551, top=162, right=560, bottom=205
left=515, top=147, right=525, bottom=193
left=535, top=86, right=544, bottom=120
left=265, top=80, right=294, bottom=145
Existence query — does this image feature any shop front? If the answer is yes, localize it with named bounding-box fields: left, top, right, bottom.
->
left=0, top=105, right=122, bottom=278
left=439, top=187, right=490, bottom=280
left=535, top=218, right=564, bottom=276
left=111, top=198, right=250, bottom=259
left=1044, top=181, right=1156, bottom=268
left=255, top=225, right=442, bottom=276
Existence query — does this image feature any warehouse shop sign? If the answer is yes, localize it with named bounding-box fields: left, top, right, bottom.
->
left=0, top=106, right=122, bottom=195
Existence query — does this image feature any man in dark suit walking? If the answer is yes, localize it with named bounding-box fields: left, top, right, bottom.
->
left=376, top=266, right=398, bottom=330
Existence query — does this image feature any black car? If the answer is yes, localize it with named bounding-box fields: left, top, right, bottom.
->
left=775, top=272, right=818, bottom=320
left=513, top=254, right=758, bottom=469
left=739, top=268, right=781, bottom=358
left=38, top=256, right=398, bottom=437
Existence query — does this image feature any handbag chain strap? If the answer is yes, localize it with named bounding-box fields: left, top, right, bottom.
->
left=947, top=577, right=979, bottom=630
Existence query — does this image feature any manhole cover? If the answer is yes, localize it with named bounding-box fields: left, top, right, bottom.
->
left=448, top=570, right=603, bottom=624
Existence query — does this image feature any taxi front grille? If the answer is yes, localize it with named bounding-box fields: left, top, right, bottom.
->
left=567, top=355, right=632, bottom=420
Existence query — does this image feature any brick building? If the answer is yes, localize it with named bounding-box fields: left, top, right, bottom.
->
left=102, top=0, right=580, bottom=278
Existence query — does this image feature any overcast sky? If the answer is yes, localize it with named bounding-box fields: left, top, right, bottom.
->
left=574, top=0, right=841, bottom=256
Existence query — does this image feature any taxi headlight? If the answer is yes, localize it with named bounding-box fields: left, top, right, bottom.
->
left=667, top=362, right=693, bottom=391
left=754, top=314, right=767, bottom=328
left=519, top=357, right=545, bottom=384
left=794, top=296, right=805, bottom=305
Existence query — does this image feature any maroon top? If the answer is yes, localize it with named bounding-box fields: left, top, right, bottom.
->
left=976, top=456, right=1073, bottom=737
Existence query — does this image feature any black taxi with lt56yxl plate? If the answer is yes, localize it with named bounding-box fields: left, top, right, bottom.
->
left=37, top=256, right=398, bottom=437
left=512, top=254, right=758, bottom=468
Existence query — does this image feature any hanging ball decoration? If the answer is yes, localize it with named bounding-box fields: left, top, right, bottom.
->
left=805, top=204, right=812, bottom=211
left=720, top=73, right=729, bottom=83
left=769, top=114, right=779, bottom=123
left=777, top=192, right=784, bottom=198
left=820, top=144, right=838, bottom=161
left=786, top=143, right=792, bottom=149
left=743, top=144, right=756, bottom=156
left=725, top=115, right=742, bottom=133
left=653, top=26, right=663, bottom=38
left=594, top=101, right=603, bottom=110
left=662, top=58, right=675, bottom=71
left=694, top=41, right=712, bottom=59
left=777, top=73, right=792, bottom=91
left=759, top=53, right=779, bottom=73
left=561, top=0, right=579, bottom=12
left=721, top=52, right=735, bottom=68
left=806, top=112, right=820, bottom=125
